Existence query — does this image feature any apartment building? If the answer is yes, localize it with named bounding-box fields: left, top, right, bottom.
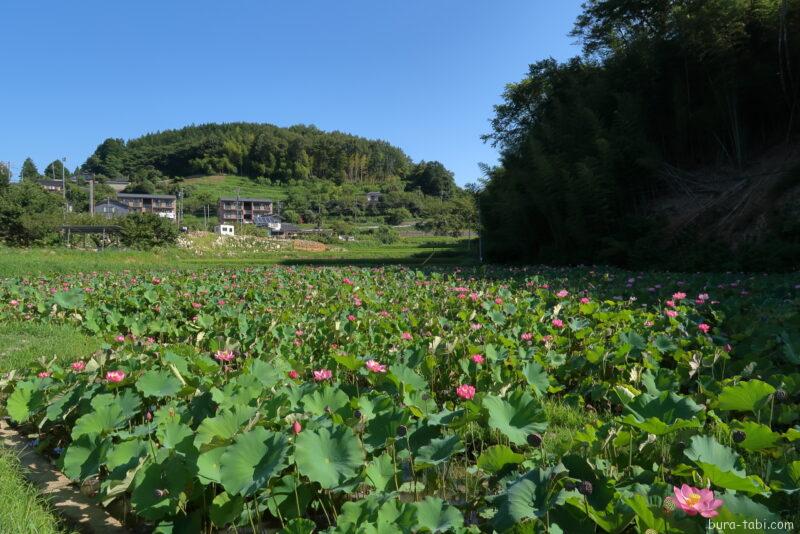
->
left=117, top=193, right=177, bottom=220
left=218, top=197, right=275, bottom=224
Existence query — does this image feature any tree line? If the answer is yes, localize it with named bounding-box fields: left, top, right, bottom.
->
left=479, top=0, right=800, bottom=271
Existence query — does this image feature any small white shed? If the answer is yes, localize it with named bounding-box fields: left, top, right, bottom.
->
left=214, top=224, right=235, bottom=236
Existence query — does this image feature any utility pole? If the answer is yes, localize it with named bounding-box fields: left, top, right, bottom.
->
left=178, top=188, right=184, bottom=226
left=89, top=176, right=95, bottom=215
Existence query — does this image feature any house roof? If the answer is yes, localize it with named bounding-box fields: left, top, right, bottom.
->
left=117, top=193, right=176, bottom=200
left=219, top=197, right=274, bottom=203
left=255, top=215, right=282, bottom=223
left=367, top=191, right=381, bottom=195
left=274, top=223, right=300, bottom=233
left=38, top=180, right=63, bottom=187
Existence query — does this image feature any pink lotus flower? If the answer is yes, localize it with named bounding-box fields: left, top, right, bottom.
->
left=115, top=335, right=125, bottom=343
left=401, top=332, right=413, bottom=341
left=347, top=314, right=356, bottom=321
left=551, top=318, right=564, bottom=329
left=192, top=302, right=201, bottom=309
left=672, top=484, right=723, bottom=518
left=471, top=354, right=485, bottom=364
left=365, top=359, right=387, bottom=373
left=342, top=277, right=353, bottom=286
left=217, top=299, right=226, bottom=306
left=145, top=411, right=153, bottom=422
left=145, top=337, right=155, bottom=344
left=580, top=297, right=590, bottom=304
left=495, top=297, right=503, bottom=305
left=469, top=292, right=479, bottom=301
left=9, top=299, right=19, bottom=307
left=556, top=289, right=569, bottom=298
left=666, top=300, right=676, bottom=308
left=666, top=310, right=678, bottom=318
left=71, top=361, right=86, bottom=372
left=214, top=350, right=235, bottom=362
left=313, top=369, right=332, bottom=381
left=106, top=370, right=126, bottom=383
left=38, top=371, right=51, bottom=379
left=698, top=323, right=711, bottom=334
left=295, top=329, right=304, bottom=337
left=151, top=277, right=161, bottom=285
left=456, top=384, right=476, bottom=400
left=521, top=332, right=532, bottom=341
left=292, top=421, right=302, bottom=434
left=288, top=370, right=299, bottom=379
left=673, top=292, right=687, bottom=300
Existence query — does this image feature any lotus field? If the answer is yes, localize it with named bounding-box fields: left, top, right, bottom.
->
left=1, top=266, right=799, bottom=533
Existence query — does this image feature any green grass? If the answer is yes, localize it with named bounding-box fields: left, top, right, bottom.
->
left=0, top=237, right=477, bottom=277
left=0, top=322, right=105, bottom=373
left=181, top=175, right=288, bottom=201
left=0, top=450, right=77, bottom=534
left=0, top=322, right=100, bottom=533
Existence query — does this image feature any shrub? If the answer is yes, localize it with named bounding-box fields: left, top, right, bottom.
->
left=384, top=207, right=411, bottom=226
left=119, top=213, right=178, bottom=249
left=374, top=225, right=399, bottom=244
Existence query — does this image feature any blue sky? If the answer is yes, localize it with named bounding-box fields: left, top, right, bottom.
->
left=1, top=1, right=583, bottom=185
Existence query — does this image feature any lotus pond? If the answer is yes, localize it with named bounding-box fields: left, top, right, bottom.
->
left=0, top=266, right=798, bottom=533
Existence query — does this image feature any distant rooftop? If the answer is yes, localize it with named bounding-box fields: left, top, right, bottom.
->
left=118, top=193, right=176, bottom=200
left=219, top=197, right=274, bottom=203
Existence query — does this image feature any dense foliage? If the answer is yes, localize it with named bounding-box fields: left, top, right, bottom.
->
left=0, top=181, right=64, bottom=246
left=83, top=123, right=434, bottom=187
left=1, top=266, right=799, bottom=532
left=479, top=0, right=800, bottom=270
left=119, top=213, right=179, bottom=250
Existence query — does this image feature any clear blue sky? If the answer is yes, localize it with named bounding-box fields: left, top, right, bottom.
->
left=1, top=1, right=583, bottom=185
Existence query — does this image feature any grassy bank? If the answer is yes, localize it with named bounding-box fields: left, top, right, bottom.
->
left=0, top=236, right=476, bottom=277
left=0, top=322, right=100, bottom=534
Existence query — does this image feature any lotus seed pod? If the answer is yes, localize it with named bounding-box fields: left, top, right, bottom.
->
left=663, top=496, right=676, bottom=513
left=732, top=429, right=746, bottom=443
left=353, top=409, right=362, bottom=420
left=396, top=424, right=408, bottom=437
left=527, top=432, right=543, bottom=447
left=578, top=480, right=593, bottom=496
left=775, top=389, right=788, bottom=403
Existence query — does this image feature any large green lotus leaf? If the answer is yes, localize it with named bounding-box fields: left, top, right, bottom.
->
left=787, top=428, right=800, bottom=442
left=522, top=362, right=550, bottom=397
left=301, top=386, right=349, bottom=416
left=248, top=358, right=284, bottom=388
left=491, top=466, right=567, bottom=531
left=43, top=385, right=84, bottom=424
left=71, top=398, right=126, bottom=439
left=6, top=381, right=44, bottom=423
left=116, top=388, right=143, bottom=419
left=333, top=494, right=416, bottom=534
left=53, top=288, right=84, bottom=310
left=388, top=364, right=427, bottom=392
left=363, top=404, right=406, bottom=451
left=219, top=427, right=288, bottom=496
left=197, top=447, right=225, bottom=485
left=266, top=475, right=314, bottom=521
left=415, top=434, right=464, bottom=466
left=295, top=426, right=364, bottom=489
left=483, top=390, right=548, bottom=445
left=717, top=380, right=775, bottom=414
left=622, top=494, right=658, bottom=531
left=731, top=421, right=781, bottom=451
left=105, top=438, right=147, bottom=476
left=714, top=492, right=790, bottom=533
left=684, top=436, right=768, bottom=495
left=131, top=456, right=193, bottom=521
left=210, top=491, right=244, bottom=528
left=412, top=497, right=464, bottom=533
left=621, top=391, right=704, bottom=435
left=477, top=445, right=524, bottom=474
left=136, top=369, right=182, bottom=398
left=194, top=406, right=256, bottom=448
left=156, top=420, right=195, bottom=454
left=770, top=460, right=800, bottom=495
left=364, top=453, right=399, bottom=491
left=62, top=434, right=109, bottom=481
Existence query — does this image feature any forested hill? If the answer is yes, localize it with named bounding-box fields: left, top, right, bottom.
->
left=480, top=0, right=800, bottom=271
left=82, top=123, right=414, bottom=184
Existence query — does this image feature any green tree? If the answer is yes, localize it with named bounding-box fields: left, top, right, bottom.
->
left=384, top=207, right=411, bottom=226
left=119, top=213, right=178, bottom=249
left=0, top=162, right=9, bottom=190
left=43, top=159, right=70, bottom=182
left=20, top=158, right=40, bottom=182
left=0, top=182, right=64, bottom=245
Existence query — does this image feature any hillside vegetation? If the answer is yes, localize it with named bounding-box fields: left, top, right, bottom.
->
left=480, top=0, right=800, bottom=271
